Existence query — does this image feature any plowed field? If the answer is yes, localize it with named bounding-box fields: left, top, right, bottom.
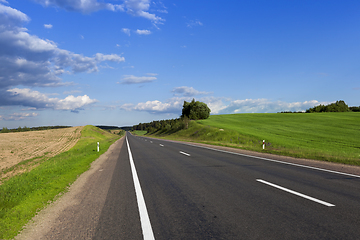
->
left=0, top=126, right=83, bottom=180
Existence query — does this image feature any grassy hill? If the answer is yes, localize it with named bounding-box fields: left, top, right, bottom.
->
left=147, top=113, right=360, bottom=165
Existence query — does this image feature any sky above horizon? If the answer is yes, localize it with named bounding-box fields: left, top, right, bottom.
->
left=0, top=0, right=359, bottom=128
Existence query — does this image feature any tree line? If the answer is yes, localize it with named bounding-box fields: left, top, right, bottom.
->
left=306, top=100, right=359, bottom=113
left=133, top=99, right=211, bottom=134
left=280, top=100, right=360, bottom=113
left=0, top=126, right=71, bottom=134
left=133, top=117, right=190, bottom=134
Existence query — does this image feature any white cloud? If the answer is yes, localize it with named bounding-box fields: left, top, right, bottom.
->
left=172, top=86, right=211, bottom=97
left=121, top=96, right=224, bottom=114
left=135, top=100, right=173, bottom=112
left=94, top=53, right=125, bottom=62
left=120, top=96, right=329, bottom=116
left=211, top=99, right=330, bottom=114
left=32, top=0, right=163, bottom=23
left=21, top=107, right=37, bottom=111
left=187, top=19, right=203, bottom=28
left=5, top=88, right=97, bottom=112
left=0, top=112, right=38, bottom=121
left=122, top=28, right=131, bottom=36
left=146, top=73, right=158, bottom=76
left=32, top=0, right=124, bottom=14
left=119, top=75, right=156, bottom=84
left=0, top=3, right=30, bottom=26
left=53, top=51, right=124, bottom=74
left=123, top=0, right=164, bottom=24
left=57, top=95, right=97, bottom=111
left=202, top=97, right=227, bottom=114
left=121, top=97, right=186, bottom=114
left=0, top=5, right=125, bottom=93
left=99, top=63, right=114, bottom=69
left=44, top=23, right=53, bottom=29
left=119, top=103, right=135, bottom=111
left=136, top=29, right=151, bottom=35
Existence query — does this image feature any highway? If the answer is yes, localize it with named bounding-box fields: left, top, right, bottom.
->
left=92, top=132, right=360, bottom=239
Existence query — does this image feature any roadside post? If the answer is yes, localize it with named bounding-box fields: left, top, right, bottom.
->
left=97, top=142, right=99, bottom=152
left=263, top=140, right=265, bottom=149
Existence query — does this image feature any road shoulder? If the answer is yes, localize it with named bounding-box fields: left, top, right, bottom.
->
left=15, top=137, right=125, bottom=240
left=145, top=136, right=360, bottom=177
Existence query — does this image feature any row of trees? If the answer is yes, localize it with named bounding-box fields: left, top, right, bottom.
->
left=133, top=99, right=211, bottom=134
left=280, top=101, right=360, bottom=113
left=349, top=106, right=360, bottom=112
left=133, top=117, right=190, bottom=134
left=305, top=100, right=358, bottom=113
left=0, top=126, right=71, bottom=134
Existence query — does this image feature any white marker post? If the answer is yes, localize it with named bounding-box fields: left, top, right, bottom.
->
left=263, top=140, right=265, bottom=149
left=97, top=142, right=99, bottom=152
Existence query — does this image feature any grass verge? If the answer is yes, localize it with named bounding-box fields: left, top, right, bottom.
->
left=0, top=125, right=120, bottom=239
left=131, top=130, right=147, bottom=136
left=149, top=113, right=360, bottom=165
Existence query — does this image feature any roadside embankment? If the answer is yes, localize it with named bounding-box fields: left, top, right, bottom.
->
left=0, top=125, right=120, bottom=239
left=140, top=113, right=360, bottom=166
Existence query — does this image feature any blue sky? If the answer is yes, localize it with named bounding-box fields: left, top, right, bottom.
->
left=0, top=0, right=359, bottom=128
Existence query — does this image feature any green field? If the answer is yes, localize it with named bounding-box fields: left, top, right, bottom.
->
left=131, top=130, right=148, bottom=136
left=0, top=125, right=120, bottom=239
left=151, top=113, right=360, bottom=165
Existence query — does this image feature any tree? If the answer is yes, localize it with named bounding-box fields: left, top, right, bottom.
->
left=306, top=100, right=350, bottom=113
left=349, top=106, right=360, bottom=112
left=1, top=127, right=10, bottom=133
left=181, top=99, right=211, bottom=120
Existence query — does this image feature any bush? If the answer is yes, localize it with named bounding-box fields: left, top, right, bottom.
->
left=181, top=99, right=211, bottom=120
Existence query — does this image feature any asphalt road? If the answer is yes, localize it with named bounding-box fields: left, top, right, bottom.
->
left=93, top=132, right=360, bottom=239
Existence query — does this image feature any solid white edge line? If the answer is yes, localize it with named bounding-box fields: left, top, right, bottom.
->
left=179, top=151, right=191, bottom=157
left=138, top=136, right=360, bottom=179
left=126, top=136, right=155, bottom=240
left=177, top=142, right=360, bottom=179
left=256, top=179, right=335, bottom=207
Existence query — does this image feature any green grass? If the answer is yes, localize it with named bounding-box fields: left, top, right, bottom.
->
left=150, top=113, right=360, bottom=165
left=0, top=125, right=120, bottom=239
left=131, top=130, right=148, bottom=136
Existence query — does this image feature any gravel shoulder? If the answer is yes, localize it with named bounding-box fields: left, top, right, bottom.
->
left=15, top=137, right=125, bottom=240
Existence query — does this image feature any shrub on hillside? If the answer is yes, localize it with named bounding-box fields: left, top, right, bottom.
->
left=181, top=99, right=211, bottom=120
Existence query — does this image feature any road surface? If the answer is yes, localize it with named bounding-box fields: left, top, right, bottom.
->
left=18, top=132, right=360, bottom=239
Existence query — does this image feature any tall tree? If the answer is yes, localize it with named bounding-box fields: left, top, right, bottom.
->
left=181, top=99, right=211, bottom=120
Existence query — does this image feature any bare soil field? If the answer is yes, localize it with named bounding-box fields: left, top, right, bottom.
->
left=0, top=126, right=83, bottom=181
